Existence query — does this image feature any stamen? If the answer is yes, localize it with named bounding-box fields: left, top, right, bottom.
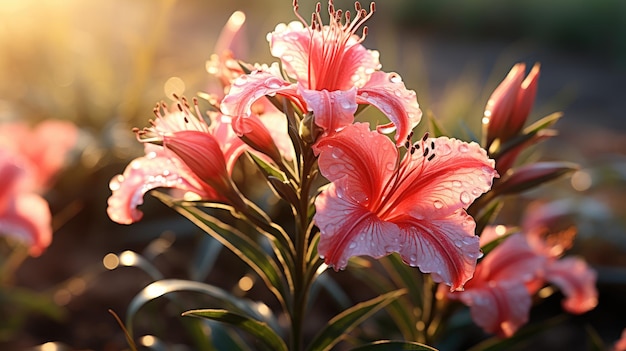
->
left=423, top=148, right=429, bottom=157
left=431, top=141, right=435, bottom=149
left=427, top=154, right=435, bottom=161
left=422, top=132, right=429, bottom=142
left=404, top=140, right=410, bottom=149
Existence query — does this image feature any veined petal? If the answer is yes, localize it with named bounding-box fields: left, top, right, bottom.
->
left=386, top=137, right=497, bottom=220
left=0, top=192, right=52, bottom=257
left=107, top=154, right=216, bottom=225
left=221, top=69, right=302, bottom=120
left=455, top=281, right=532, bottom=337
left=396, top=210, right=480, bottom=290
left=315, top=184, right=400, bottom=269
left=314, top=123, right=397, bottom=203
left=357, top=71, right=422, bottom=145
left=543, top=257, right=598, bottom=314
left=300, top=85, right=357, bottom=135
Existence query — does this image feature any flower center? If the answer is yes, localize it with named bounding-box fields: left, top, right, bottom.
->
left=292, top=0, right=375, bottom=91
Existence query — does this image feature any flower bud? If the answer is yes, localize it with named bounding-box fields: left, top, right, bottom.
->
left=494, top=161, right=578, bottom=196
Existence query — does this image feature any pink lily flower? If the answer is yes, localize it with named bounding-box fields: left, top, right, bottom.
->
left=447, top=221, right=597, bottom=337
left=107, top=99, right=247, bottom=225
left=221, top=0, right=421, bottom=145
left=0, top=151, right=52, bottom=256
left=314, top=123, right=497, bottom=290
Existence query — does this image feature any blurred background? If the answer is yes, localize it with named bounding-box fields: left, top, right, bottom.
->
left=1, top=0, right=625, bottom=349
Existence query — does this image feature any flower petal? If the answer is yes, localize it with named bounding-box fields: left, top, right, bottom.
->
left=107, top=154, right=215, bottom=225
left=357, top=71, right=422, bottom=145
left=543, top=257, right=598, bottom=314
left=315, top=184, right=400, bottom=269
left=456, top=281, right=532, bottom=337
left=221, top=69, right=302, bottom=120
left=0, top=192, right=52, bottom=256
left=396, top=210, right=480, bottom=290
left=299, top=85, right=357, bottom=135
left=387, top=137, right=497, bottom=220
left=268, top=21, right=381, bottom=91
left=314, top=123, right=397, bottom=204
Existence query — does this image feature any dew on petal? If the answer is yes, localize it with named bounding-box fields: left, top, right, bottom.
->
left=349, top=242, right=357, bottom=249
left=433, top=200, right=444, bottom=209
left=458, top=144, right=470, bottom=153
left=437, top=143, right=452, bottom=156
left=109, top=175, right=124, bottom=191
left=233, top=75, right=248, bottom=86
left=265, top=78, right=282, bottom=89
left=460, top=191, right=471, bottom=204
left=452, top=180, right=462, bottom=188
left=454, top=240, right=463, bottom=248
left=331, top=148, right=345, bottom=159
left=389, top=74, right=402, bottom=83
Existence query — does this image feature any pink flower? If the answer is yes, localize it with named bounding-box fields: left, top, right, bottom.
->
left=0, top=120, right=77, bottom=256
left=447, top=222, right=597, bottom=337
left=107, top=99, right=247, bottom=224
left=614, top=329, right=626, bottom=351
left=313, top=123, right=497, bottom=290
left=221, top=1, right=421, bottom=145
left=0, top=151, right=52, bottom=257
left=0, top=120, right=77, bottom=191
left=482, top=63, right=540, bottom=149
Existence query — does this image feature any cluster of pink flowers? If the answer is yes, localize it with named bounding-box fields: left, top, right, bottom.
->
left=107, top=0, right=598, bottom=339
left=0, top=120, right=77, bottom=256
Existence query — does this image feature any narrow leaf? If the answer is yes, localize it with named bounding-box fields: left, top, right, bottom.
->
left=350, top=340, right=439, bottom=351
left=152, top=192, right=290, bottom=311
left=306, top=289, right=407, bottom=351
left=426, top=110, right=447, bottom=138
left=183, top=309, right=287, bottom=351
left=125, top=279, right=278, bottom=337
left=248, top=152, right=287, bottom=182
left=522, top=112, right=563, bottom=135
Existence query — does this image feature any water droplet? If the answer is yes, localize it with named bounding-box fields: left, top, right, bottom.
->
left=339, top=99, right=354, bottom=110
left=109, top=175, right=124, bottom=191
left=234, top=75, right=248, bottom=86
left=437, top=143, right=452, bottom=156
left=389, top=74, right=402, bottom=83
left=349, top=242, right=357, bottom=249
left=433, top=200, right=444, bottom=209
left=331, top=148, right=344, bottom=159
left=361, top=92, right=369, bottom=99
left=460, top=191, right=471, bottom=204
left=454, top=240, right=463, bottom=248
left=452, top=180, right=462, bottom=188
left=458, top=144, right=469, bottom=153
left=471, top=188, right=482, bottom=196
left=409, top=255, right=417, bottom=264
left=477, top=249, right=484, bottom=259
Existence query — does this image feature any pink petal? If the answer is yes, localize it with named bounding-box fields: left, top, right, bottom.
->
left=258, top=109, right=295, bottom=161
left=314, top=123, right=397, bottom=203
left=395, top=210, right=480, bottom=290
left=0, top=192, right=52, bottom=257
left=221, top=69, right=303, bottom=120
left=107, top=154, right=215, bottom=225
left=455, top=281, right=532, bottom=337
left=357, top=71, right=422, bottom=145
left=386, top=137, right=497, bottom=220
left=484, top=63, right=526, bottom=147
left=299, top=85, right=357, bottom=135
left=315, top=184, right=400, bottom=269
left=543, top=257, right=598, bottom=314
left=268, top=22, right=380, bottom=91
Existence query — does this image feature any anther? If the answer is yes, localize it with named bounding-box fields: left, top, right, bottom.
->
left=422, top=132, right=429, bottom=142
left=431, top=141, right=435, bottom=149
left=410, top=146, right=417, bottom=155
left=427, top=154, right=435, bottom=161
left=415, top=143, right=420, bottom=150
left=423, top=148, right=429, bottom=157
left=404, top=140, right=410, bottom=149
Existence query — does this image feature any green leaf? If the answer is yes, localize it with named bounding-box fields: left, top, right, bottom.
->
left=472, top=200, right=503, bottom=237
left=306, top=289, right=407, bottom=351
left=248, top=152, right=287, bottom=182
left=522, top=112, right=563, bottom=135
left=183, top=309, right=287, bottom=351
left=479, top=227, right=517, bottom=257
left=152, top=192, right=290, bottom=311
left=350, top=340, right=439, bottom=351
left=125, top=279, right=278, bottom=337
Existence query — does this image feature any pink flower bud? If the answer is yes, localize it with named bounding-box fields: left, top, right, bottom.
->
left=483, top=63, right=540, bottom=148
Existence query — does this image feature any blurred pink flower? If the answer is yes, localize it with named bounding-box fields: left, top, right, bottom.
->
left=447, top=221, right=597, bottom=337
left=314, top=123, right=497, bottom=290
left=0, top=120, right=77, bottom=191
left=221, top=0, right=421, bottom=145
left=107, top=100, right=247, bottom=224
left=614, top=329, right=626, bottom=351
left=483, top=63, right=540, bottom=149
left=0, top=120, right=77, bottom=256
